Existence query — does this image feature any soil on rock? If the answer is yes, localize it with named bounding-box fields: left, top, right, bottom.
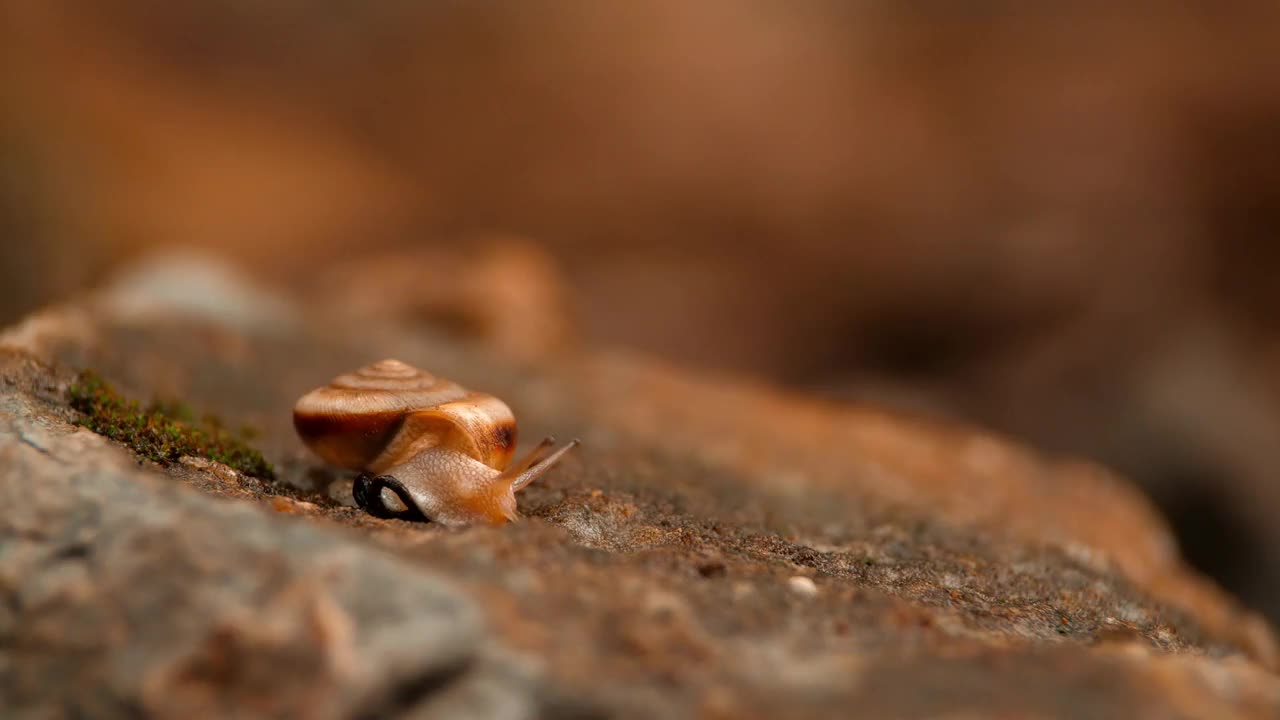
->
left=1, top=259, right=1278, bottom=718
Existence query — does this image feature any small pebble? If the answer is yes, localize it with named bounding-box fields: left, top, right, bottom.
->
left=788, top=576, right=819, bottom=597
left=696, top=560, right=727, bottom=578
left=271, top=496, right=319, bottom=514
left=379, top=487, right=408, bottom=513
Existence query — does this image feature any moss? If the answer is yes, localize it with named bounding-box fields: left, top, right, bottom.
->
left=68, top=370, right=275, bottom=480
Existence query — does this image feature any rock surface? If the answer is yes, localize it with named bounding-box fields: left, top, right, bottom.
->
left=2, top=257, right=1279, bottom=718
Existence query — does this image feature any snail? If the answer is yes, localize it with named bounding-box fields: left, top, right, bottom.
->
left=293, top=359, right=578, bottom=526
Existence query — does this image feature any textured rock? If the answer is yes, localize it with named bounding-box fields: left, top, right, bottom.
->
left=1, top=256, right=1278, bottom=718
left=0, top=357, right=538, bottom=720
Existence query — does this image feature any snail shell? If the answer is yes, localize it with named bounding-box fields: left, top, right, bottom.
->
left=293, top=359, right=577, bottom=526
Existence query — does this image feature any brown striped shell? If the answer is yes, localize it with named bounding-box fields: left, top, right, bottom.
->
left=292, top=359, right=517, bottom=474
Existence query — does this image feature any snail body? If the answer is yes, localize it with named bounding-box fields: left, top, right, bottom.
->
left=293, top=359, right=576, bottom=526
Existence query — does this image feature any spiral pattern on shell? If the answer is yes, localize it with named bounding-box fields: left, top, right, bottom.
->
left=306, top=359, right=468, bottom=408
left=293, top=359, right=517, bottom=472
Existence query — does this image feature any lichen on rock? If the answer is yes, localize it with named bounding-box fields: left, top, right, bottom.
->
left=68, top=368, right=274, bottom=479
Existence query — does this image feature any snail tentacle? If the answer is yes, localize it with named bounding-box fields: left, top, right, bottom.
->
left=507, top=437, right=557, bottom=476
left=507, top=439, right=580, bottom=492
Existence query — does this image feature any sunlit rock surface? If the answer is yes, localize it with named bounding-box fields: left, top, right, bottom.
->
left=1, top=257, right=1277, bottom=718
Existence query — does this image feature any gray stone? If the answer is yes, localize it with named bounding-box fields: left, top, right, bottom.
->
left=1, top=256, right=1278, bottom=718
left=0, top=382, right=535, bottom=720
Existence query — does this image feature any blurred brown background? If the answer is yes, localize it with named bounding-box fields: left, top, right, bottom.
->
left=3, top=2, right=1280, bottom=620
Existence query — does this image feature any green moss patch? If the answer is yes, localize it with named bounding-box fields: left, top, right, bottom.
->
left=68, top=370, right=275, bottom=480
